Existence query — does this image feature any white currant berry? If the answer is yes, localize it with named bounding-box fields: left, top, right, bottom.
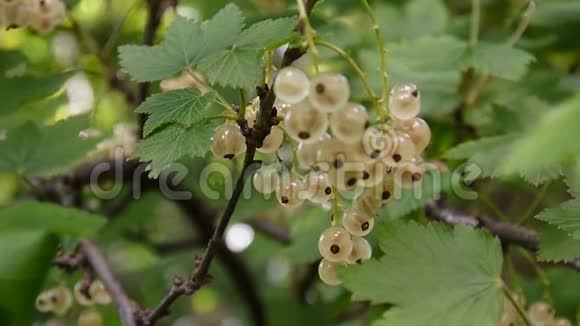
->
left=309, top=73, right=350, bottom=112
left=343, top=209, right=374, bottom=237
left=318, top=226, right=353, bottom=262
left=553, top=318, right=573, bottom=326
left=330, top=103, right=369, bottom=143
left=361, top=127, right=396, bottom=162
left=258, top=126, right=284, bottom=154
left=50, top=285, right=73, bottom=316
left=276, top=178, right=304, bottom=208
left=302, top=171, right=333, bottom=203
left=316, top=138, right=356, bottom=172
left=74, top=282, right=95, bottom=306
left=393, top=117, right=431, bottom=154
left=274, top=98, right=293, bottom=118
left=35, top=291, right=55, bottom=312
left=274, top=67, right=310, bottom=104
left=361, top=161, right=394, bottom=188
left=253, top=164, right=280, bottom=194
left=89, top=280, right=111, bottom=305
left=211, top=122, right=246, bottom=160
left=318, top=259, right=344, bottom=286
left=3, top=1, right=33, bottom=28
left=383, top=132, right=417, bottom=165
left=284, top=102, right=328, bottom=143
left=329, top=168, right=363, bottom=192
left=78, top=310, right=104, bottom=326
left=347, top=237, right=372, bottom=264
left=388, top=83, right=421, bottom=120
left=394, top=161, right=426, bottom=190
left=297, top=133, right=330, bottom=169
left=29, top=0, right=66, bottom=34
left=528, top=302, right=554, bottom=325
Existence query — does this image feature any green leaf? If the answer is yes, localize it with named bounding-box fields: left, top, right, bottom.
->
left=445, top=134, right=561, bottom=185
left=0, top=201, right=106, bottom=237
left=536, top=199, right=580, bottom=240
left=461, top=42, right=535, bottom=81
left=198, top=48, right=262, bottom=90
left=0, top=116, right=103, bottom=177
left=0, top=73, right=70, bottom=118
left=376, top=0, right=448, bottom=41
left=339, top=222, right=503, bottom=326
left=564, top=159, right=580, bottom=198
left=200, top=3, right=245, bottom=54
left=134, top=122, right=218, bottom=178
left=0, top=50, right=26, bottom=74
left=136, top=89, right=217, bottom=137
left=235, top=17, right=296, bottom=50
left=0, top=230, right=57, bottom=325
left=502, top=94, right=580, bottom=177
left=538, top=224, right=580, bottom=263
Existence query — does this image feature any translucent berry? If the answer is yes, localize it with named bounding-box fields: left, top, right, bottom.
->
left=329, top=168, right=363, bottom=192
left=74, top=282, right=95, bottom=306
left=253, top=165, right=280, bottom=194
left=284, top=102, right=328, bottom=143
left=297, top=133, right=330, bottom=169
left=553, top=318, right=573, bottom=326
left=330, top=103, right=369, bottom=143
left=347, top=237, right=372, bottom=264
left=309, top=73, right=350, bottom=112
left=276, top=178, right=304, bottom=208
left=211, top=122, right=246, bottom=160
left=303, top=172, right=333, bottom=203
left=35, top=291, right=55, bottom=312
left=528, top=302, right=554, bottom=325
left=361, top=161, right=393, bottom=188
left=89, top=280, right=111, bottom=305
left=383, top=132, right=417, bottom=165
left=343, top=209, right=374, bottom=237
left=389, top=83, right=421, bottom=120
left=318, top=226, right=353, bottom=262
left=78, top=310, right=104, bottom=326
left=393, top=117, right=431, bottom=154
left=318, top=259, right=344, bottom=286
left=274, top=67, right=310, bottom=104
left=258, top=126, right=284, bottom=154
left=274, top=98, right=293, bottom=118
left=316, top=138, right=356, bottom=172
left=375, top=176, right=395, bottom=203
left=361, top=127, right=396, bottom=162
left=394, top=161, right=426, bottom=190
left=50, top=285, right=73, bottom=316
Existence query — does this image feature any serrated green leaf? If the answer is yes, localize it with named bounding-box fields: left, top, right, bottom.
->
left=0, top=116, right=103, bottom=177
left=564, top=159, right=580, bottom=198
left=136, top=89, right=217, bottom=137
left=134, top=122, right=218, bottom=178
left=461, top=42, right=535, bottom=80
left=502, top=94, right=580, bottom=177
left=198, top=48, right=262, bottom=90
left=339, top=222, right=503, bottom=326
left=0, top=230, right=57, bottom=325
left=201, top=3, right=245, bottom=54
left=538, top=224, right=580, bottom=263
left=0, top=201, right=106, bottom=237
left=235, top=17, right=296, bottom=49
left=536, top=199, right=580, bottom=240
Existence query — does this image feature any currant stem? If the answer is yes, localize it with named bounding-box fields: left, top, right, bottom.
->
left=470, top=0, right=481, bottom=46
left=359, top=0, right=388, bottom=116
left=315, top=40, right=382, bottom=121
left=239, top=88, right=247, bottom=119
left=296, top=0, right=320, bottom=73
left=502, top=285, right=532, bottom=326
left=515, top=247, right=553, bottom=304
left=278, top=125, right=301, bottom=177
left=331, top=189, right=340, bottom=226
left=213, top=101, right=237, bottom=115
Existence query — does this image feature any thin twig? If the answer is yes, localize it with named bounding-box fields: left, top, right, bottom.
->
left=502, top=285, right=532, bottom=326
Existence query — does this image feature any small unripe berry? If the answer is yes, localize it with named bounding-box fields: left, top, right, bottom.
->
left=89, top=280, right=111, bottom=305
left=211, top=122, right=246, bottom=160
left=309, top=73, right=350, bottom=112
left=35, top=291, right=55, bottom=312
left=528, top=302, right=554, bottom=325
left=319, top=226, right=353, bottom=262
left=50, top=285, right=73, bottom=316
left=274, top=67, right=310, bottom=104
left=74, top=282, right=95, bottom=306
left=78, top=310, right=104, bottom=326
left=318, top=259, right=344, bottom=286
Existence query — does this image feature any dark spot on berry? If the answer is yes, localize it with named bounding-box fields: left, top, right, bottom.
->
left=411, top=89, right=419, bottom=97
left=330, top=244, right=340, bottom=254
left=50, top=295, right=58, bottom=303
left=333, top=159, right=344, bottom=169
left=392, top=154, right=402, bottom=162
left=347, top=178, right=357, bottom=186
left=315, top=83, right=325, bottom=94
left=361, top=221, right=369, bottom=231
left=356, top=259, right=362, bottom=264
left=370, top=150, right=381, bottom=159
left=281, top=196, right=289, bottom=204
left=298, top=131, right=310, bottom=139
left=412, top=172, right=422, bottom=182
left=224, top=154, right=235, bottom=160
left=325, top=186, right=332, bottom=195
left=362, top=171, right=370, bottom=180
left=37, top=299, right=45, bottom=305
left=312, top=165, right=320, bottom=172
left=382, top=191, right=391, bottom=200
left=364, top=121, right=370, bottom=129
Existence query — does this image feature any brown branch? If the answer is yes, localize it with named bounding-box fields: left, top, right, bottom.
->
left=425, top=200, right=580, bottom=272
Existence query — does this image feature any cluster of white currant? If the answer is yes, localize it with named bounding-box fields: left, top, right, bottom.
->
left=500, top=297, right=573, bottom=326
left=0, top=0, right=66, bottom=34
left=35, top=280, right=111, bottom=324
left=211, top=66, right=431, bottom=286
